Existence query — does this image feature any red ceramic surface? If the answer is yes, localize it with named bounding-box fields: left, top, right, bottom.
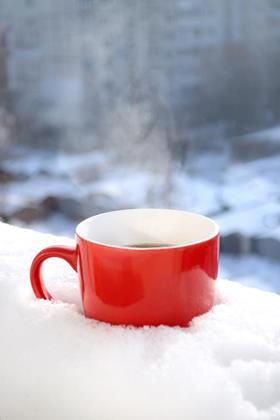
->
left=30, top=209, right=219, bottom=327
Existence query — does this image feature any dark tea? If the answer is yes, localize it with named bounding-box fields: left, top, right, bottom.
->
left=126, top=243, right=173, bottom=248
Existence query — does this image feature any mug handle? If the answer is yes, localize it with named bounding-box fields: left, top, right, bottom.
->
left=30, top=245, right=78, bottom=299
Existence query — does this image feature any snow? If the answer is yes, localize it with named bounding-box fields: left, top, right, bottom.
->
left=225, top=155, right=280, bottom=183
left=1, top=222, right=280, bottom=420
left=216, top=203, right=280, bottom=238
left=170, top=172, right=220, bottom=215
left=13, top=213, right=77, bottom=237
left=85, top=169, right=153, bottom=207
left=1, top=175, right=80, bottom=213
left=85, top=169, right=220, bottom=213
left=240, top=125, right=280, bottom=143
left=221, top=177, right=278, bottom=210
left=216, top=154, right=280, bottom=240
left=220, top=254, right=280, bottom=293
left=2, top=147, right=107, bottom=177
left=1, top=146, right=222, bottom=217
left=221, top=156, right=280, bottom=211
left=2, top=147, right=279, bottom=226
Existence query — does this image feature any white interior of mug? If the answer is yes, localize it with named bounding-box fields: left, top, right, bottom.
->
left=76, top=209, right=219, bottom=249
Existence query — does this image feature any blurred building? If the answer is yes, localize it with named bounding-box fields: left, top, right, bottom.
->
left=0, top=0, right=280, bottom=150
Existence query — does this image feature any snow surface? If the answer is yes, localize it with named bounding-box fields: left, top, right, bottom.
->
left=220, top=155, right=280, bottom=211
left=1, top=147, right=222, bottom=217
left=241, top=125, right=280, bottom=143
left=1, top=222, right=280, bottom=420
left=1, top=175, right=80, bottom=214
left=2, top=146, right=280, bottom=225
left=216, top=203, right=280, bottom=238
left=2, top=147, right=107, bottom=177
left=220, top=254, right=280, bottom=293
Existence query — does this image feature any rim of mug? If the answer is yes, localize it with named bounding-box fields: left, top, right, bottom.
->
left=75, top=208, right=220, bottom=250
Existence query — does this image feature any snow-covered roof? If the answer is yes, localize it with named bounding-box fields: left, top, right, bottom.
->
left=1, top=222, right=280, bottom=419
left=234, top=125, right=280, bottom=143
left=217, top=202, right=280, bottom=238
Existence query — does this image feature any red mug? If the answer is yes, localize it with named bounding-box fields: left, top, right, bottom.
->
left=30, top=209, right=219, bottom=326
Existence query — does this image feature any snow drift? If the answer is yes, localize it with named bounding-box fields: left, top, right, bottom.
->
left=0, top=222, right=280, bottom=420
